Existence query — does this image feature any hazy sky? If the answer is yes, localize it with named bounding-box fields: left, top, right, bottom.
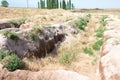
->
left=0, top=0, right=120, bottom=9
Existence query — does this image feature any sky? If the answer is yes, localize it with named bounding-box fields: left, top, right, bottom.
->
left=0, top=0, right=120, bottom=9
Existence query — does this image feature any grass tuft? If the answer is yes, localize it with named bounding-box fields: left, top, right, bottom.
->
left=92, top=39, right=103, bottom=51
left=29, top=32, right=39, bottom=41
left=1, top=30, right=19, bottom=40
left=59, top=51, right=77, bottom=65
left=76, top=14, right=91, bottom=30
left=83, top=47, right=94, bottom=56
left=100, top=15, right=108, bottom=26
left=95, top=26, right=104, bottom=38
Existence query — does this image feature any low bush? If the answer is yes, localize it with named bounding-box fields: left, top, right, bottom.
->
left=2, top=54, right=20, bottom=71
left=0, top=50, right=25, bottom=71
left=0, top=50, right=12, bottom=60
left=1, top=30, right=19, bottom=40
left=76, top=17, right=88, bottom=30
left=83, top=47, right=94, bottom=56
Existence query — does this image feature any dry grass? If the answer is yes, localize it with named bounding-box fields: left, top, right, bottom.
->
left=0, top=7, right=65, bottom=19
left=0, top=7, right=75, bottom=26
left=23, top=57, right=65, bottom=71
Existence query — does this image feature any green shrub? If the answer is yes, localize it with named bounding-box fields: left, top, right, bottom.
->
left=2, top=54, right=20, bottom=71
left=100, top=20, right=107, bottom=27
left=92, top=39, right=103, bottom=51
left=0, top=50, right=25, bottom=71
left=1, top=30, right=19, bottom=40
left=29, top=32, right=39, bottom=41
left=100, top=15, right=108, bottom=26
left=29, top=25, right=43, bottom=41
left=95, top=27, right=104, bottom=38
left=76, top=17, right=87, bottom=30
left=0, top=50, right=12, bottom=60
left=83, top=47, right=94, bottom=56
left=76, top=15, right=91, bottom=30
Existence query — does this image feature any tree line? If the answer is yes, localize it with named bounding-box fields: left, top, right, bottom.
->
left=38, top=0, right=75, bottom=10
left=1, top=0, right=75, bottom=10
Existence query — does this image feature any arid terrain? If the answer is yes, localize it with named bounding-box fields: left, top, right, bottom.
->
left=0, top=7, right=120, bottom=80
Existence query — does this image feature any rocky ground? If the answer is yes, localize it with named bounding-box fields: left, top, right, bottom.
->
left=0, top=7, right=120, bottom=80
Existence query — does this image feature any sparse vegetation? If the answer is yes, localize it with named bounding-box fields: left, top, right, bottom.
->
left=8, top=18, right=26, bottom=25
left=100, top=15, right=108, bottom=26
left=59, top=51, right=77, bottom=64
left=29, top=25, right=42, bottom=41
left=32, top=25, right=42, bottom=33
left=95, top=26, right=104, bottom=38
left=58, top=40, right=80, bottom=65
left=92, top=39, right=104, bottom=51
left=93, top=15, right=107, bottom=51
left=18, top=18, right=26, bottom=24
left=1, top=30, right=19, bottom=40
left=86, top=14, right=91, bottom=19
left=83, top=47, right=94, bottom=56
left=29, top=32, right=39, bottom=41
left=76, top=14, right=91, bottom=30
